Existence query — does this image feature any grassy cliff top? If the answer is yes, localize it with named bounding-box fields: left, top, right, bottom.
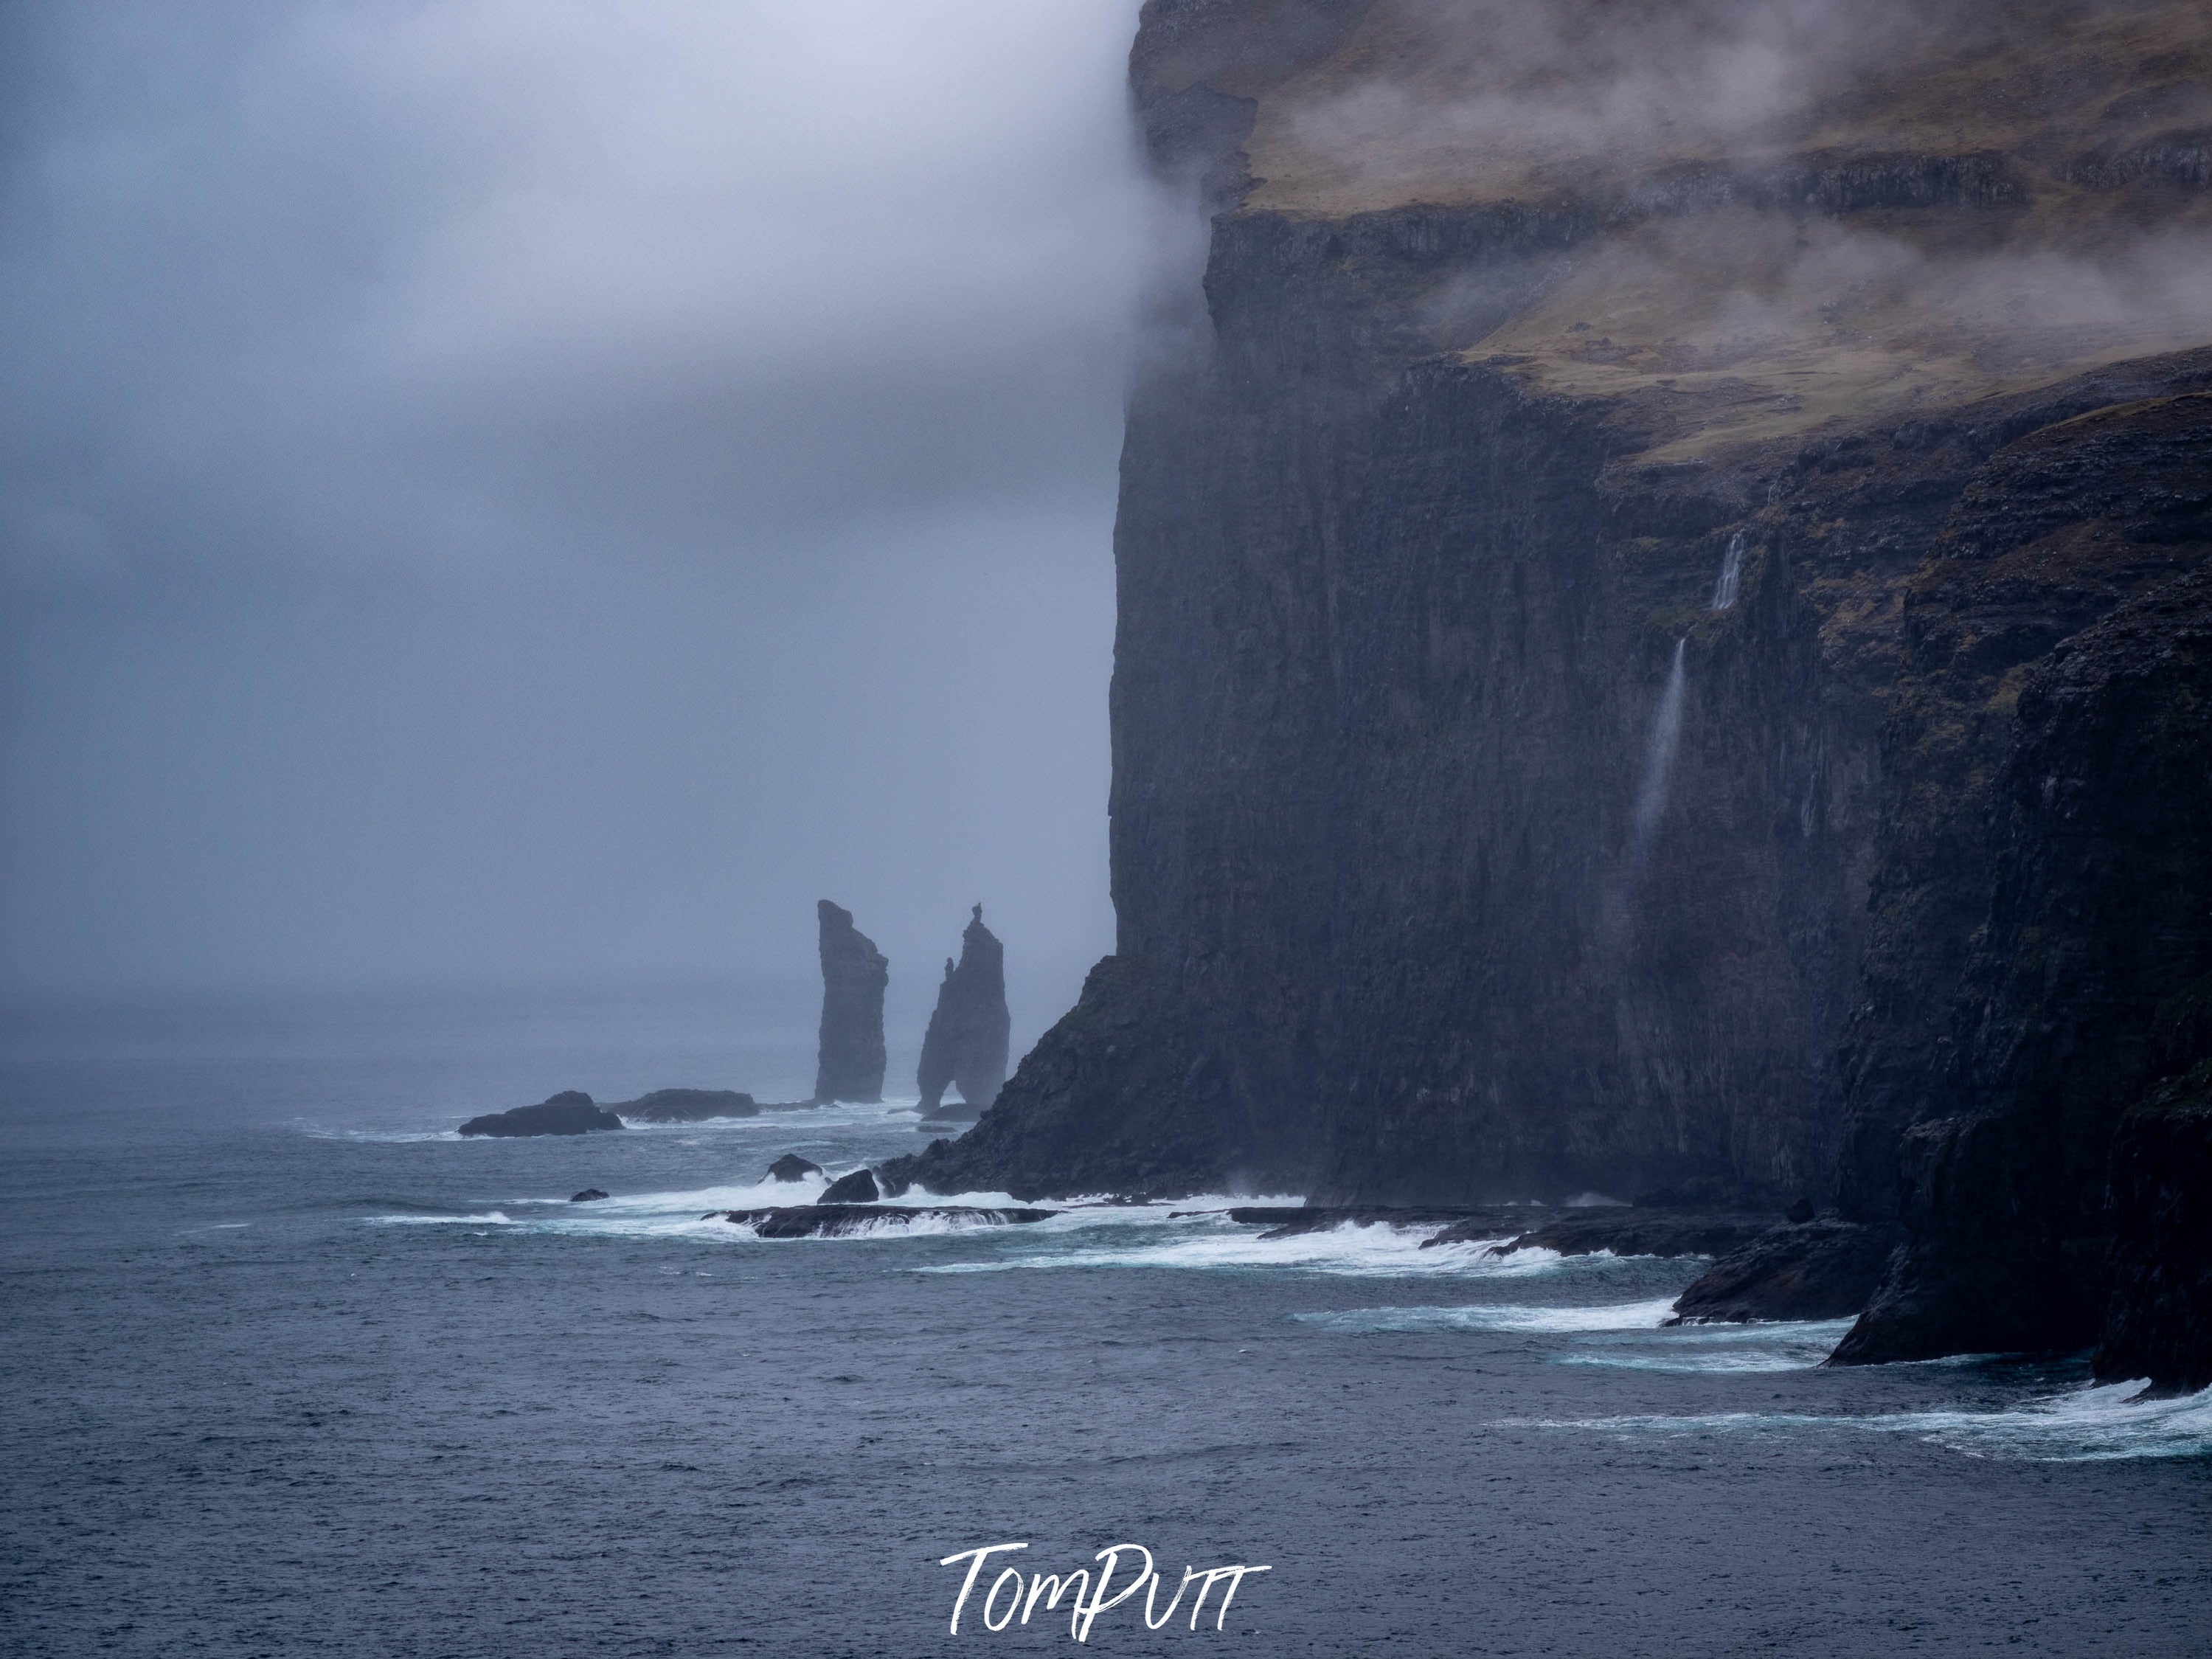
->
left=1196, top=0, right=2212, bottom=456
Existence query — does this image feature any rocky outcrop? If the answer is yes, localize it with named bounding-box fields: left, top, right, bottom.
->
left=610, top=1088, right=758, bottom=1123
left=819, top=1168, right=879, bottom=1205
left=1670, top=1222, right=1897, bottom=1324
left=709, top=1205, right=1057, bottom=1239
left=457, top=1092, right=624, bottom=1137
left=879, top=955, right=1250, bottom=1200
left=915, top=906, right=1011, bottom=1120
left=812, top=899, right=887, bottom=1104
left=569, top=1188, right=610, bottom=1202
left=767, top=1154, right=825, bottom=1183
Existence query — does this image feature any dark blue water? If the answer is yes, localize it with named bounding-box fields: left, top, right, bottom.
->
left=5, top=988, right=2211, bottom=1657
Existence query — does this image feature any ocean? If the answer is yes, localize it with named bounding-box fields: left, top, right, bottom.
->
left=4, top=986, right=2209, bottom=1656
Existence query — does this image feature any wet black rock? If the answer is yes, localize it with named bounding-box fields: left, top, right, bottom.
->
left=812, top=900, right=888, bottom=1104
left=709, top=1204, right=1055, bottom=1239
left=915, top=905, right=1011, bottom=1121
left=2095, top=1064, right=2212, bottom=1394
left=569, top=1188, right=609, bottom=1202
left=1785, top=1197, right=1817, bottom=1225
left=457, top=1092, right=624, bottom=1137
left=768, top=1154, right=825, bottom=1183
left=819, top=1168, right=879, bottom=1205
left=1668, top=1222, right=1897, bottom=1324
left=1837, top=567, right=2212, bottom=1365
left=609, top=1089, right=757, bottom=1123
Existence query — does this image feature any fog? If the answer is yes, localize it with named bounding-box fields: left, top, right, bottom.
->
left=0, top=1, right=1151, bottom=1049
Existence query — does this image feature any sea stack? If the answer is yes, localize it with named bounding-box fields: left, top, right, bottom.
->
left=916, top=904, right=1010, bottom=1121
left=811, top=898, right=887, bottom=1104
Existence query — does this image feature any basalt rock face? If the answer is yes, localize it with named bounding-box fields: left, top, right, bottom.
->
left=2096, top=1064, right=2212, bottom=1394
left=915, top=907, right=1012, bottom=1120
left=812, top=899, right=887, bottom=1105
left=1837, top=573, right=2212, bottom=1362
left=915, top=0, right=2212, bottom=1364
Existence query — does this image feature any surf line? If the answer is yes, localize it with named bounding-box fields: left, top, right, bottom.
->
left=940, top=1542, right=1271, bottom=1641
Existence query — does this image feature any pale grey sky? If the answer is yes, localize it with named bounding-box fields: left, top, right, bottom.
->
left=0, top=0, right=1152, bottom=1049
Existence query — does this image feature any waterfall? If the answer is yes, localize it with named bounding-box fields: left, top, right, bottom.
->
left=1632, top=637, right=1687, bottom=865
left=1710, top=530, right=1744, bottom=611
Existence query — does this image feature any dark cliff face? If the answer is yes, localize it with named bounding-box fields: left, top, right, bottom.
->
left=812, top=899, right=887, bottom=1105
left=1835, top=565, right=2212, bottom=1363
left=906, top=0, right=2212, bottom=1366
left=915, top=906, right=1012, bottom=1119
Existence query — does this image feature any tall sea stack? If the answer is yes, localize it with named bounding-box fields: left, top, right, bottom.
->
left=881, top=0, right=2212, bottom=1388
left=916, top=905, right=1011, bottom=1120
left=811, top=899, right=887, bottom=1104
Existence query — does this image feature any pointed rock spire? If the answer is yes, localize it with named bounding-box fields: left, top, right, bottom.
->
left=916, top=904, right=1011, bottom=1120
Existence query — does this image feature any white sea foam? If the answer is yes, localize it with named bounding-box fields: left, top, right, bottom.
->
left=1510, top=1379, right=2212, bottom=1462
left=1557, top=1319, right=1858, bottom=1374
left=1296, top=1296, right=1682, bottom=1334
left=368, top=1210, right=516, bottom=1226
left=913, top=1216, right=1577, bottom=1279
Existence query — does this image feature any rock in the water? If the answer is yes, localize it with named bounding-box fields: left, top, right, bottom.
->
left=819, top=1168, right=879, bottom=1204
left=709, top=1204, right=1055, bottom=1239
left=2093, top=1066, right=2212, bottom=1395
left=458, top=1092, right=625, bottom=1137
left=768, top=1154, right=825, bottom=1183
left=569, top=1188, right=610, bottom=1202
left=915, top=904, right=1011, bottom=1121
left=812, top=899, right=887, bottom=1104
left=609, top=1088, right=757, bottom=1123
left=1668, top=1222, right=1897, bottom=1324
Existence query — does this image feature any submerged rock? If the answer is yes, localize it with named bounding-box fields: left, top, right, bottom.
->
left=813, top=900, right=888, bottom=1104
left=458, top=1092, right=624, bottom=1137
left=569, top=1188, right=610, bottom=1202
left=610, top=1089, right=757, bottom=1123
left=1668, top=1222, right=1896, bottom=1324
left=819, top=1168, right=879, bottom=1205
left=767, top=1154, right=825, bottom=1183
left=915, top=905, right=1011, bottom=1121
left=708, top=1204, right=1056, bottom=1239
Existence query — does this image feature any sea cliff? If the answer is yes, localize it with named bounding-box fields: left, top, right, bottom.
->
left=885, top=0, right=2212, bottom=1386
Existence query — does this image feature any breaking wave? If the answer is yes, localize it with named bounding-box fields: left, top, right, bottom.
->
left=1296, top=1297, right=1682, bottom=1334
left=914, top=1215, right=1584, bottom=1278
left=1511, top=1379, right=2212, bottom=1461
left=1554, top=1318, right=1859, bottom=1373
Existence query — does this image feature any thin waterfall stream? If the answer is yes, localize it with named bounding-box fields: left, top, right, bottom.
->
left=1631, top=637, right=1688, bottom=866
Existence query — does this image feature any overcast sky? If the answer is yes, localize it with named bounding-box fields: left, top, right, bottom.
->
left=0, top=1, right=1152, bottom=1045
